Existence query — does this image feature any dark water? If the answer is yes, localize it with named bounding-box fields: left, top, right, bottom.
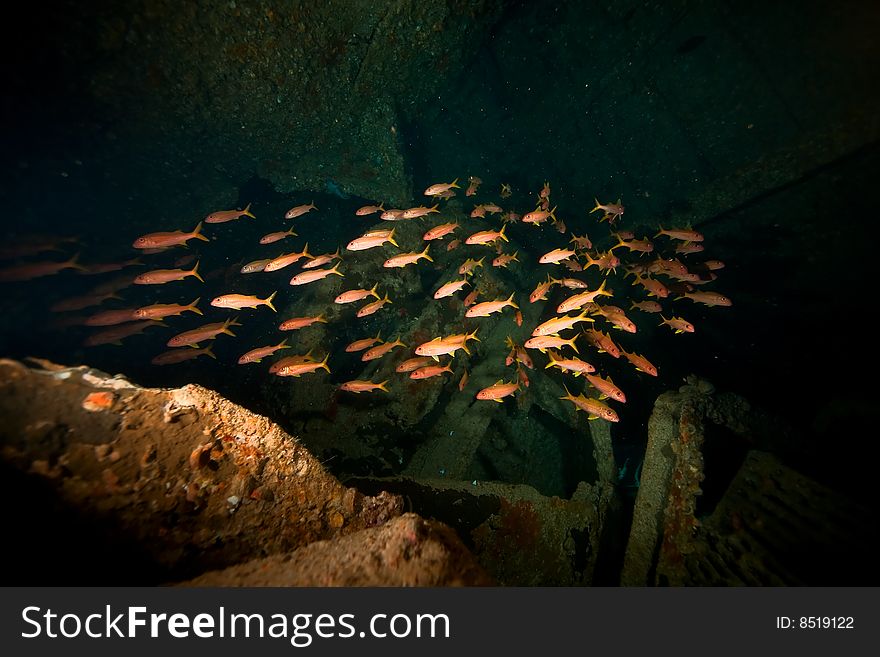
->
left=1, top=0, right=878, bottom=584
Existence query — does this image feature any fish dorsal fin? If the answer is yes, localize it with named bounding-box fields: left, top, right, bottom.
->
left=494, top=379, right=503, bottom=385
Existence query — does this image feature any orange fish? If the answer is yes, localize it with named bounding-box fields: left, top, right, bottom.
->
left=492, top=251, right=520, bottom=268
left=677, top=290, right=732, bottom=307
left=424, top=179, right=460, bottom=196
left=167, top=318, right=240, bottom=347
left=539, top=247, right=576, bottom=264
left=259, top=226, right=297, bottom=244
left=582, top=251, right=620, bottom=274
left=347, top=228, right=398, bottom=251
left=499, top=183, right=512, bottom=198
left=529, top=275, right=558, bottom=303
left=655, top=227, right=704, bottom=242
left=346, top=331, right=382, bottom=353
left=596, top=306, right=637, bottom=333
left=152, top=345, right=216, bottom=366
left=558, top=278, right=589, bottom=290
left=401, top=204, right=440, bottom=219
left=132, top=222, right=209, bottom=249
left=562, top=259, right=583, bottom=272
left=362, top=337, right=406, bottom=362
left=515, top=310, right=523, bottom=326
left=632, top=274, right=669, bottom=298
left=289, top=263, right=344, bottom=285
left=380, top=208, right=405, bottom=221
left=465, top=176, right=482, bottom=197
left=335, top=283, right=380, bottom=304
left=702, top=260, right=725, bottom=271
left=447, top=239, right=461, bottom=251
left=560, top=385, right=619, bottom=421
left=279, top=314, right=327, bottom=331
left=465, top=292, right=518, bottom=318
left=585, top=374, right=626, bottom=402
left=238, top=338, right=290, bottom=364
left=241, top=259, right=272, bottom=274
left=516, top=365, right=530, bottom=387
left=302, top=247, right=341, bottom=269
left=276, top=353, right=331, bottom=377
left=339, top=379, right=389, bottom=393
left=522, top=205, right=557, bottom=225
left=524, top=334, right=578, bottom=353
left=630, top=300, right=662, bottom=313
left=435, top=189, right=456, bottom=199
left=84, top=320, right=165, bottom=347
left=556, top=282, right=612, bottom=314
left=264, top=244, right=313, bottom=272
left=80, top=257, right=144, bottom=275
left=659, top=315, right=695, bottom=334
left=458, top=257, right=485, bottom=276
left=415, top=329, right=479, bottom=359
left=205, top=203, right=255, bottom=224
left=583, top=328, right=620, bottom=358
left=434, top=278, right=469, bottom=299
left=269, top=351, right=317, bottom=374
left=211, top=291, right=277, bottom=311
left=613, top=235, right=654, bottom=254
left=458, top=370, right=469, bottom=391
left=545, top=350, right=595, bottom=376
left=423, top=222, right=459, bottom=241
left=621, top=349, right=658, bottom=376
left=133, top=297, right=202, bottom=320
left=355, top=202, right=385, bottom=216
left=383, top=245, right=432, bottom=268
left=410, top=363, right=453, bottom=380
left=84, top=308, right=140, bottom=327
left=396, top=356, right=433, bottom=373
left=357, top=293, right=392, bottom=317
left=0, top=253, right=86, bottom=282
left=570, top=234, right=592, bottom=250
left=476, top=379, right=520, bottom=403
left=590, top=198, right=624, bottom=223
left=463, top=288, right=479, bottom=307
left=675, top=242, right=704, bottom=255
left=465, top=225, right=508, bottom=246
left=284, top=201, right=317, bottom=219
left=532, top=307, right=593, bottom=336
left=134, top=262, right=203, bottom=285
left=470, top=205, right=487, bottom=218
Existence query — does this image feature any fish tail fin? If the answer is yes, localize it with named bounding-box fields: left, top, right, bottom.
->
left=388, top=228, right=399, bottom=248
left=567, top=336, right=579, bottom=354
left=191, top=260, right=204, bottom=283
left=378, top=380, right=390, bottom=392
left=265, top=291, right=278, bottom=312
left=204, top=345, right=217, bottom=360
left=421, top=244, right=433, bottom=261
left=331, top=262, right=344, bottom=277
left=430, top=203, right=439, bottom=213
left=384, top=293, right=393, bottom=304
left=512, top=250, right=519, bottom=262
left=378, top=202, right=385, bottom=211
left=302, top=242, right=311, bottom=259
left=549, top=206, right=558, bottom=222
left=320, top=353, right=331, bottom=373
left=468, top=327, right=480, bottom=343
left=476, top=256, right=485, bottom=267
left=500, top=224, right=509, bottom=242
left=188, top=297, right=203, bottom=315
left=507, top=292, right=519, bottom=310
left=654, top=226, right=664, bottom=238
left=317, top=313, right=328, bottom=323
left=243, top=202, right=256, bottom=219
left=369, top=282, right=380, bottom=299
left=310, top=200, right=316, bottom=210
left=278, top=337, right=290, bottom=349
left=590, top=198, right=601, bottom=213
left=192, top=221, right=210, bottom=242
left=450, top=178, right=460, bottom=189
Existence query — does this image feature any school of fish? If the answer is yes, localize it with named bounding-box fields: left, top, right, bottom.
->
left=3, top=179, right=731, bottom=423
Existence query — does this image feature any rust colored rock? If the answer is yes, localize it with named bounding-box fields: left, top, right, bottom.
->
left=82, top=391, right=115, bottom=412
left=181, top=514, right=492, bottom=587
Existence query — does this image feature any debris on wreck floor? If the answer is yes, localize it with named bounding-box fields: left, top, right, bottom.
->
left=621, top=376, right=877, bottom=586
left=0, top=358, right=489, bottom=586
left=183, top=513, right=491, bottom=587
